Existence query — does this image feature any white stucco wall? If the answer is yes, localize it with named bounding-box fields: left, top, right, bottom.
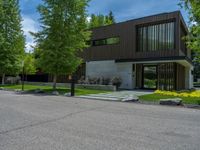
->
left=116, top=63, right=134, bottom=89
left=185, top=67, right=194, bottom=89
left=86, top=60, right=135, bottom=89
left=86, top=60, right=117, bottom=78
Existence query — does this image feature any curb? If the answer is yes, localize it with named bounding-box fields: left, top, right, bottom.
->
left=1, top=88, right=200, bottom=109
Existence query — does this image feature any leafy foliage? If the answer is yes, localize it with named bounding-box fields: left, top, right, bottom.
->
left=180, top=0, right=200, bottom=62
left=32, top=0, right=91, bottom=89
left=88, top=11, right=116, bottom=28
left=24, top=53, right=36, bottom=75
left=0, top=0, right=25, bottom=82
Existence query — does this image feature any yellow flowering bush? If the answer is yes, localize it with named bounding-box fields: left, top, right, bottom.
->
left=154, top=90, right=200, bottom=98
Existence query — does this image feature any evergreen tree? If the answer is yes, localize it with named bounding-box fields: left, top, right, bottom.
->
left=97, top=14, right=105, bottom=26
left=108, top=11, right=115, bottom=24
left=32, top=0, right=91, bottom=90
left=89, top=14, right=99, bottom=28
left=0, top=0, right=25, bottom=85
left=88, top=11, right=116, bottom=28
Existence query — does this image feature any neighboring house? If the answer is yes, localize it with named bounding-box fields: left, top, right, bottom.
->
left=81, top=11, right=193, bottom=90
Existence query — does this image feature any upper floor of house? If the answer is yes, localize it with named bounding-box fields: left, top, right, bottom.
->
left=82, top=11, right=191, bottom=62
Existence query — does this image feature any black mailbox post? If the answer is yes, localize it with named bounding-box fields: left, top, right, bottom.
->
left=71, top=74, right=76, bottom=96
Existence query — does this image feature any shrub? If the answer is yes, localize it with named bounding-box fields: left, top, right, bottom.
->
left=96, top=78, right=100, bottom=84
left=194, top=82, right=200, bottom=86
left=103, top=78, right=110, bottom=85
left=88, top=77, right=95, bottom=84
left=154, top=90, right=200, bottom=98
left=5, top=76, right=21, bottom=84
left=198, top=100, right=200, bottom=105
left=78, top=76, right=85, bottom=84
left=78, top=76, right=111, bottom=85
left=111, top=77, right=122, bottom=89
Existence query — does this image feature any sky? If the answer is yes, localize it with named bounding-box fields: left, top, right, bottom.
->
left=19, top=0, right=189, bottom=51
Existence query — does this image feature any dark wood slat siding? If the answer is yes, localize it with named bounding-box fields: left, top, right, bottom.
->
left=136, top=63, right=186, bottom=90
left=136, top=64, right=143, bottom=88
left=176, top=12, right=181, bottom=58
left=82, top=11, right=188, bottom=61
left=176, top=63, right=186, bottom=90
left=83, top=23, right=135, bottom=61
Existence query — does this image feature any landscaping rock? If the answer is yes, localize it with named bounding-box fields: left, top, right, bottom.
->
left=15, top=89, right=21, bottom=92
left=159, top=98, right=182, bottom=106
left=15, top=89, right=25, bottom=94
left=52, top=91, right=59, bottom=96
left=64, top=93, right=71, bottom=97
left=34, top=89, right=44, bottom=94
left=122, top=95, right=139, bottom=102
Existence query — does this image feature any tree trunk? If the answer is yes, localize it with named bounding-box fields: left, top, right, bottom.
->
left=2, top=74, right=5, bottom=85
left=26, top=74, right=27, bottom=81
left=53, top=74, right=57, bottom=91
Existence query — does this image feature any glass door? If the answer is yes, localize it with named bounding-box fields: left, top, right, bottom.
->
left=143, top=66, right=157, bottom=89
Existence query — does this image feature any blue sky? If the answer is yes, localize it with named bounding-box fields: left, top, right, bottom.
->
left=20, top=0, right=188, bottom=51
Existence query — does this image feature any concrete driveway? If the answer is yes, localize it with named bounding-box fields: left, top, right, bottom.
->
left=0, top=90, right=200, bottom=150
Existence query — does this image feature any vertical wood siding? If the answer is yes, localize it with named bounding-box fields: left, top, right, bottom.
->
left=136, top=63, right=186, bottom=90
left=82, top=11, right=187, bottom=61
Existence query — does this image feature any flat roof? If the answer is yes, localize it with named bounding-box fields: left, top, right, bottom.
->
left=91, top=10, right=188, bottom=32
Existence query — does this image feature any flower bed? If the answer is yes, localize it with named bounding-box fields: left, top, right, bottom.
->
left=154, top=90, right=200, bottom=98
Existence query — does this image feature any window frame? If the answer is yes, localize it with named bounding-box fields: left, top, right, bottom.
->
left=136, top=19, right=176, bottom=52
left=92, top=37, right=120, bottom=47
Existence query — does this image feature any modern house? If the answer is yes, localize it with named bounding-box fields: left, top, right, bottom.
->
left=81, top=11, right=193, bottom=90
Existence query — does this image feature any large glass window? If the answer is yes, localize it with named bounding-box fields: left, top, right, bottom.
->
left=92, top=37, right=120, bottom=46
left=137, top=21, right=175, bottom=52
left=143, top=66, right=157, bottom=89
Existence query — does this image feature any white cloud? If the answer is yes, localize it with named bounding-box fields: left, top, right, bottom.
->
left=86, top=16, right=91, bottom=22
left=22, top=15, right=40, bottom=52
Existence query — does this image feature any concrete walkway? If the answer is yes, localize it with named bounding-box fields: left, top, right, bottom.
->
left=77, top=90, right=153, bottom=101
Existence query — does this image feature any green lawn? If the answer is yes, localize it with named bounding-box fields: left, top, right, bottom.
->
left=139, top=94, right=200, bottom=105
left=1, top=84, right=109, bottom=96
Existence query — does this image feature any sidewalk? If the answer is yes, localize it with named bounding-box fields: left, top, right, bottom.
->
left=77, top=90, right=153, bottom=102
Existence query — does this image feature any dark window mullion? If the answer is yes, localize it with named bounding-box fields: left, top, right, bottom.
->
left=137, top=21, right=175, bottom=52
left=141, top=27, right=143, bottom=52
left=164, top=23, right=167, bottom=51
left=146, top=27, right=148, bottom=52
left=169, top=22, right=171, bottom=49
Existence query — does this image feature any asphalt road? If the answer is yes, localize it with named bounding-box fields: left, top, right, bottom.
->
left=0, top=91, right=200, bottom=150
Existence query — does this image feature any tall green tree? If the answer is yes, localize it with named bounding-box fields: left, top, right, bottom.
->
left=0, top=0, right=25, bottom=85
left=32, top=0, right=91, bottom=90
left=180, top=0, right=200, bottom=61
left=88, top=11, right=116, bottom=28
left=24, top=52, right=36, bottom=76
left=180, top=0, right=200, bottom=80
left=33, top=46, right=42, bottom=70
left=107, top=11, right=115, bottom=24
left=89, top=14, right=99, bottom=28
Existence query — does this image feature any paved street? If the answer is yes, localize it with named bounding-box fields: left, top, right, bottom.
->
left=0, top=90, right=200, bottom=150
